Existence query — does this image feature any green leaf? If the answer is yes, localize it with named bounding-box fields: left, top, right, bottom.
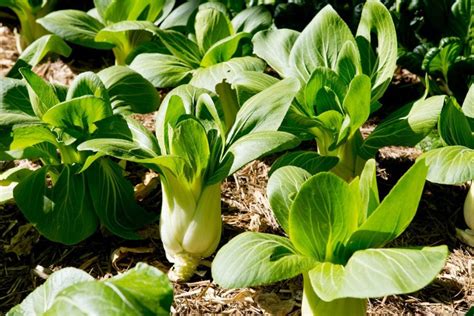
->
left=422, top=37, right=463, bottom=78
left=218, top=131, right=300, bottom=182
left=0, top=166, right=33, bottom=205
left=6, top=268, right=93, bottom=316
left=212, top=232, right=317, bottom=288
left=130, top=53, right=193, bottom=88
left=85, top=159, right=157, bottom=239
left=13, top=166, right=99, bottom=244
left=304, top=68, right=347, bottom=115
left=78, top=138, right=157, bottom=163
left=42, top=96, right=112, bottom=137
left=343, top=75, right=371, bottom=134
left=10, top=124, right=58, bottom=150
left=336, top=41, right=361, bottom=86
left=289, top=5, right=356, bottom=82
left=423, top=146, right=474, bottom=185
left=44, top=264, right=171, bottom=316
left=201, top=32, right=252, bottom=67
left=463, top=84, right=474, bottom=118
left=227, top=71, right=279, bottom=104
left=190, top=56, right=266, bottom=92
left=227, top=78, right=299, bottom=143
left=7, top=35, right=72, bottom=79
left=20, top=67, right=60, bottom=118
left=155, top=29, right=202, bottom=67
left=356, top=0, right=397, bottom=102
left=0, top=78, right=37, bottom=126
left=252, top=29, right=300, bottom=78
left=159, top=0, right=199, bottom=31
left=309, top=246, right=448, bottom=301
left=270, top=151, right=339, bottom=176
left=231, top=6, right=272, bottom=35
left=171, top=117, right=210, bottom=181
left=38, top=10, right=114, bottom=50
left=97, top=66, right=160, bottom=114
left=360, top=95, right=446, bottom=159
left=346, top=159, right=428, bottom=252
left=439, top=97, right=474, bottom=148
left=358, top=159, right=379, bottom=222
left=268, top=166, right=311, bottom=234
left=195, top=7, right=233, bottom=53
left=289, top=172, right=359, bottom=262
left=66, top=72, right=110, bottom=102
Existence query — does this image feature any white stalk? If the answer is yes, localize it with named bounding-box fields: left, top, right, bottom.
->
left=160, top=172, right=222, bottom=281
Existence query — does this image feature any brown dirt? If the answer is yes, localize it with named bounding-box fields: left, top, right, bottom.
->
left=1, top=24, right=473, bottom=315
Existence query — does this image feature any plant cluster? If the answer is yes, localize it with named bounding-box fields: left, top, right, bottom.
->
left=1, top=0, right=471, bottom=314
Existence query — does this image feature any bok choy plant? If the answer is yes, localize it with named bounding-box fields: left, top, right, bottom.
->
left=7, top=263, right=173, bottom=315
left=79, top=78, right=301, bottom=281
left=420, top=85, right=474, bottom=245
left=212, top=159, right=448, bottom=315
left=0, top=0, right=56, bottom=50
left=0, top=66, right=160, bottom=244
left=232, top=0, right=447, bottom=181
left=37, top=0, right=176, bottom=65
left=129, top=3, right=272, bottom=91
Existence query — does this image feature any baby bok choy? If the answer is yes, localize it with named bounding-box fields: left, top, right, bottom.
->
left=420, top=85, right=474, bottom=246
left=79, top=78, right=301, bottom=281
left=0, top=66, right=160, bottom=244
left=212, top=159, right=448, bottom=315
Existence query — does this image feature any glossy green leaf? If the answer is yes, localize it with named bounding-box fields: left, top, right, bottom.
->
left=20, top=68, right=59, bottom=118
left=219, top=131, right=300, bottom=182
left=335, top=41, right=361, bottom=86
left=0, top=166, right=33, bottom=205
left=343, top=75, right=371, bottom=134
left=289, top=172, right=359, bottom=261
left=38, top=10, right=113, bottom=50
left=85, top=159, right=157, bottom=239
left=422, top=38, right=463, bottom=77
left=227, top=78, right=299, bottom=143
left=155, top=29, right=202, bottom=67
left=190, top=56, right=265, bottom=92
left=304, top=68, right=346, bottom=115
left=195, top=7, right=233, bottom=53
left=212, top=232, right=317, bottom=288
left=358, top=159, right=379, bottom=221
left=252, top=28, right=300, bottom=78
left=439, top=97, right=474, bottom=148
left=289, top=5, right=356, bottom=82
left=356, top=0, right=397, bottom=102
left=97, top=66, right=160, bottom=114
left=201, top=32, right=251, bottom=67
left=6, top=268, right=93, bottom=316
left=130, top=53, right=193, bottom=88
left=10, top=124, right=58, bottom=150
left=66, top=72, right=109, bottom=102
left=360, top=95, right=446, bottom=159
left=7, top=35, right=71, bottom=79
left=268, top=166, right=311, bottom=233
left=227, top=71, right=279, bottom=104
left=13, top=166, right=98, bottom=244
left=0, top=78, right=37, bottom=126
left=463, top=84, right=474, bottom=118
left=42, top=96, right=112, bottom=137
left=231, top=6, right=272, bottom=35
left=423, top=146, right=474, bottom=184
left=270, top=151, right=339, bottom=176
left=346, top=160, right=428, bottom=252
left=309, top=246, right=448, bottom=301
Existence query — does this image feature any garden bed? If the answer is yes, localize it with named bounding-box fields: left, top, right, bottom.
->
left=0, top=23, right=473, bottom=315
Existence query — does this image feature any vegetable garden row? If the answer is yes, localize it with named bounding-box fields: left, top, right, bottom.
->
left=0, top=0, right=472, bottom=314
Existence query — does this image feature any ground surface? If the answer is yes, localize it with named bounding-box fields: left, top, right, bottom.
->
left=0, top=24, right=473, bottom=315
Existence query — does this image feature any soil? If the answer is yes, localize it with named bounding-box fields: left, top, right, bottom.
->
left=0, top=24, right=473, bottom=315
